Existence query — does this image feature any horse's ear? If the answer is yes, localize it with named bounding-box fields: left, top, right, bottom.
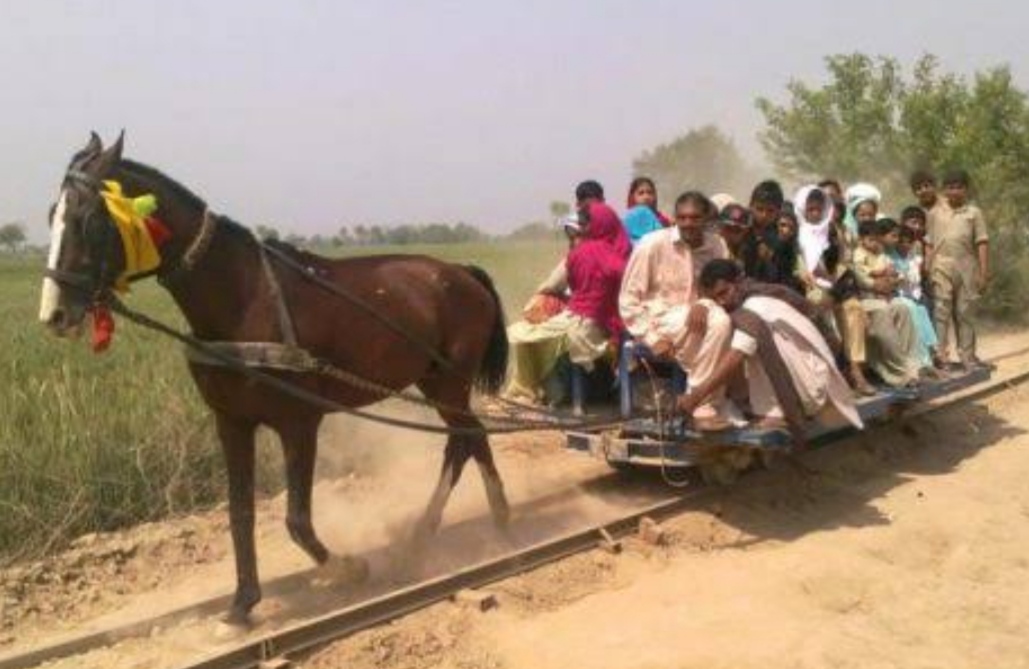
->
left=85, top=132, right=103, bottom=156
left=91, top=130, right=124, bottom=177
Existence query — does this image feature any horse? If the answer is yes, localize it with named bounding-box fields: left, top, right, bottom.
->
left=38, top=132, right=512, bottom=624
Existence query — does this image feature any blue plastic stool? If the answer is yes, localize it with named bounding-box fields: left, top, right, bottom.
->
left=617, top=338, right=687, bottom=419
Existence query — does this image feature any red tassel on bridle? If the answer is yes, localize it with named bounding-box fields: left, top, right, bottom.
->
left=144, top=217, right=172, bottom=246
left=91, top=304, right=115, bottom=353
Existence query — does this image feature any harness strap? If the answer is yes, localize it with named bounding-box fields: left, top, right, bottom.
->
left=44, top=267, right=93, bottom=290
left=65, top=169, right=101, bottom=189
left=257, top=242, right=298, bottom=347
left=159, top=209, right=218, bottom=287
left=259, top=241, right=457, bottom=372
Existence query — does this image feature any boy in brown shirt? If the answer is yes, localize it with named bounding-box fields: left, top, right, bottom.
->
left=926, top=169, right=990, bottom=368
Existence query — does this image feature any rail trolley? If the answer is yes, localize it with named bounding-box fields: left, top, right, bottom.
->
left=564, top=339, right=992, bottom=483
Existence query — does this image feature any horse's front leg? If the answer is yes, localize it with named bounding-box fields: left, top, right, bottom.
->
left=277, top=418, right=329, bottom=564
left=216, top=413, right=261, bottom=625
left=277, top=417, right=369, bottom=584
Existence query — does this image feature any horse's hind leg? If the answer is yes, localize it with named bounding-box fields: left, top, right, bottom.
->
left=469, top=434, right=511, bottom=531
left=413, top=434, right=473, bottom=542
left=216, top=413, right=261, bottom=625
left=276, top=418, right=330, bottom=565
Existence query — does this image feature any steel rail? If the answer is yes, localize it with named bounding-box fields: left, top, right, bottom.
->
left=3, top=350, right=1028, bottom=669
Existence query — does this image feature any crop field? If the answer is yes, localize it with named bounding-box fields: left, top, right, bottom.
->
left=0, top=240, right=565, bottom=561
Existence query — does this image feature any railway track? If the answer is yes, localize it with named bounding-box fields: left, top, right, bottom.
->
left=3, top=346, right=1029, bottom=669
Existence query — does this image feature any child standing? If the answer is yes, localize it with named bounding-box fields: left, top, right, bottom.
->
left=926, top=169, right=990, bottom=368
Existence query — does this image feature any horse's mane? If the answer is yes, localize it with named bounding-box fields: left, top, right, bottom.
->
left=119, top=159, right=208, bottom=211
left=120, top=158, right=329, bottom=264
left=261, top=237, right=328, bottom=265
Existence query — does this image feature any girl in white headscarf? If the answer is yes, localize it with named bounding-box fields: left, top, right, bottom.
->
left=794, top=185, right=837, bottom=300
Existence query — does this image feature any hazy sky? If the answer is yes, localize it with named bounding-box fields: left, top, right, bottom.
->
left=2, top=0, right=1027, bottom=240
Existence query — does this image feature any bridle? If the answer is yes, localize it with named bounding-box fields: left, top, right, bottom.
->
left=44, top=167, right=218, bottom=304
left=44, top=168, right=122, bottom=306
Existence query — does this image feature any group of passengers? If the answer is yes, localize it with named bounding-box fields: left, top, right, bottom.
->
left=505, top=170, right=990, bottom=439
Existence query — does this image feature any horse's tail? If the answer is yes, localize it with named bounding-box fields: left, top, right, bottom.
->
left=464, top=265, right=508, bottom=396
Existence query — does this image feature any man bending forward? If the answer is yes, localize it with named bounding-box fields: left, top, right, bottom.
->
left=678, top=259, right=863, bottom=442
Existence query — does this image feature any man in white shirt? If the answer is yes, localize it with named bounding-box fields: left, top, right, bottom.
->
left=618, top=191, right=735, bottom=430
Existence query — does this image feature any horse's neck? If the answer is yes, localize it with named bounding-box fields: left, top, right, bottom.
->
left=170, top=229, right=284, bottom=342
left=114, top=165, right=280, bottom=342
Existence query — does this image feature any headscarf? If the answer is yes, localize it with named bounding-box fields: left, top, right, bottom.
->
left=793, top=185, right=835, bottom=274
left=623, top=205, right=664, bottom=245
left=566, top=202, right=630, bottom=333
left=626, top=178, right=671, bottom=227
left=843, top=182, right=882, bottom=236
left=583, top=201, right=631, bottom=259
left=710, top=193, right=738, bottom=213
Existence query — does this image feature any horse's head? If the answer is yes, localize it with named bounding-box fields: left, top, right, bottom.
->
left=39, top=132, right=127, bottom=336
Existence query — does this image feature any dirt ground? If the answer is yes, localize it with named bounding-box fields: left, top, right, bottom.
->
left=1, top=333, right=1028, bottom=668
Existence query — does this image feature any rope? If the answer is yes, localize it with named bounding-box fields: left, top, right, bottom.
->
left=107, top=297, right=645, bottom=437
left=637, top=358, right=693, bottom=488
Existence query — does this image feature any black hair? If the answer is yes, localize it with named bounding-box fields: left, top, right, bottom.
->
left=778, top=209, right=799, bottom=227
left=699, top=258, right=742, bottom=290
left=575, top=180, right=604, bottom=203
left=900, top=205, right=926, bottom=223
left=750, top=180, right=784, bottom=207
left=818, top=178, right=841, bottom=193
left=942, top=168, right=971, bottom=187
left=909, top=169, right=936, bottom=190
left=674, top=190, right=713, bottom=217
left=805, top=188, right=827, bottom=205
left=876, top=217, right=899, bottom=236
left=858, top=219, right=879, bottom=238
left=628, top=177, right=656, bottom=196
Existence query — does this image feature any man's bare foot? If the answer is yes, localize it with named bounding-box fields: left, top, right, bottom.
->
left=692, top=415, right=733, bottom=432
left=752, top=415, right=789, bottom=431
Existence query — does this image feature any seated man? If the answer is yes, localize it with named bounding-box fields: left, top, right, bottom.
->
left=619, top=191, right=735, bottom=430
left=677, top=260, right=864, bottom=444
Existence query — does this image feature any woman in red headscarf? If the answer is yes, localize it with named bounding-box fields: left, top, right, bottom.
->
left=505, top=202, right=630, bottom=404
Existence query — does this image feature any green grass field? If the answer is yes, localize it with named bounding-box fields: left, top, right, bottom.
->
left=0, top=240, right=564, bottom=561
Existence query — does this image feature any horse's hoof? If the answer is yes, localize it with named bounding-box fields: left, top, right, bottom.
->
left=221, top=607, right=254, bottom=630
left=213, top=618, right=250, bottom=640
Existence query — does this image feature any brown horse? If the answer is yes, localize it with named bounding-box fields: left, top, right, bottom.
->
left=39, top=132, right=511, bottom=624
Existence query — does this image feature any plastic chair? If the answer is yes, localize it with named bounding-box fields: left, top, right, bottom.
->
left=617, top=337, right=687, bottom=419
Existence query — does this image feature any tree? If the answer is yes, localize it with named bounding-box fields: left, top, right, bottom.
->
left=0, top=222, right=26, bottom=253
left=507, top=221, right=559, bottom=242
left=549, top=201, right=571, bottom=220
left=254, top=224, right=279, bottom=241
left=632, top=125, right=755, bottom=205
left=756, top=52, right=1029, bottom=320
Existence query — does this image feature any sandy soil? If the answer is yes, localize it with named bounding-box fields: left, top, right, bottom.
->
left=2, top=333, right=1028, bottom=668
left=301, top=335, right=1029, bottom=669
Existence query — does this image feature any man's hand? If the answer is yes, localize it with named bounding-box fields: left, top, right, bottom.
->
left=976, top=269, right=992, bottom=293
left=685, top=303, right=709, bottom=339
left=649, top=338, right=675, bottom=359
